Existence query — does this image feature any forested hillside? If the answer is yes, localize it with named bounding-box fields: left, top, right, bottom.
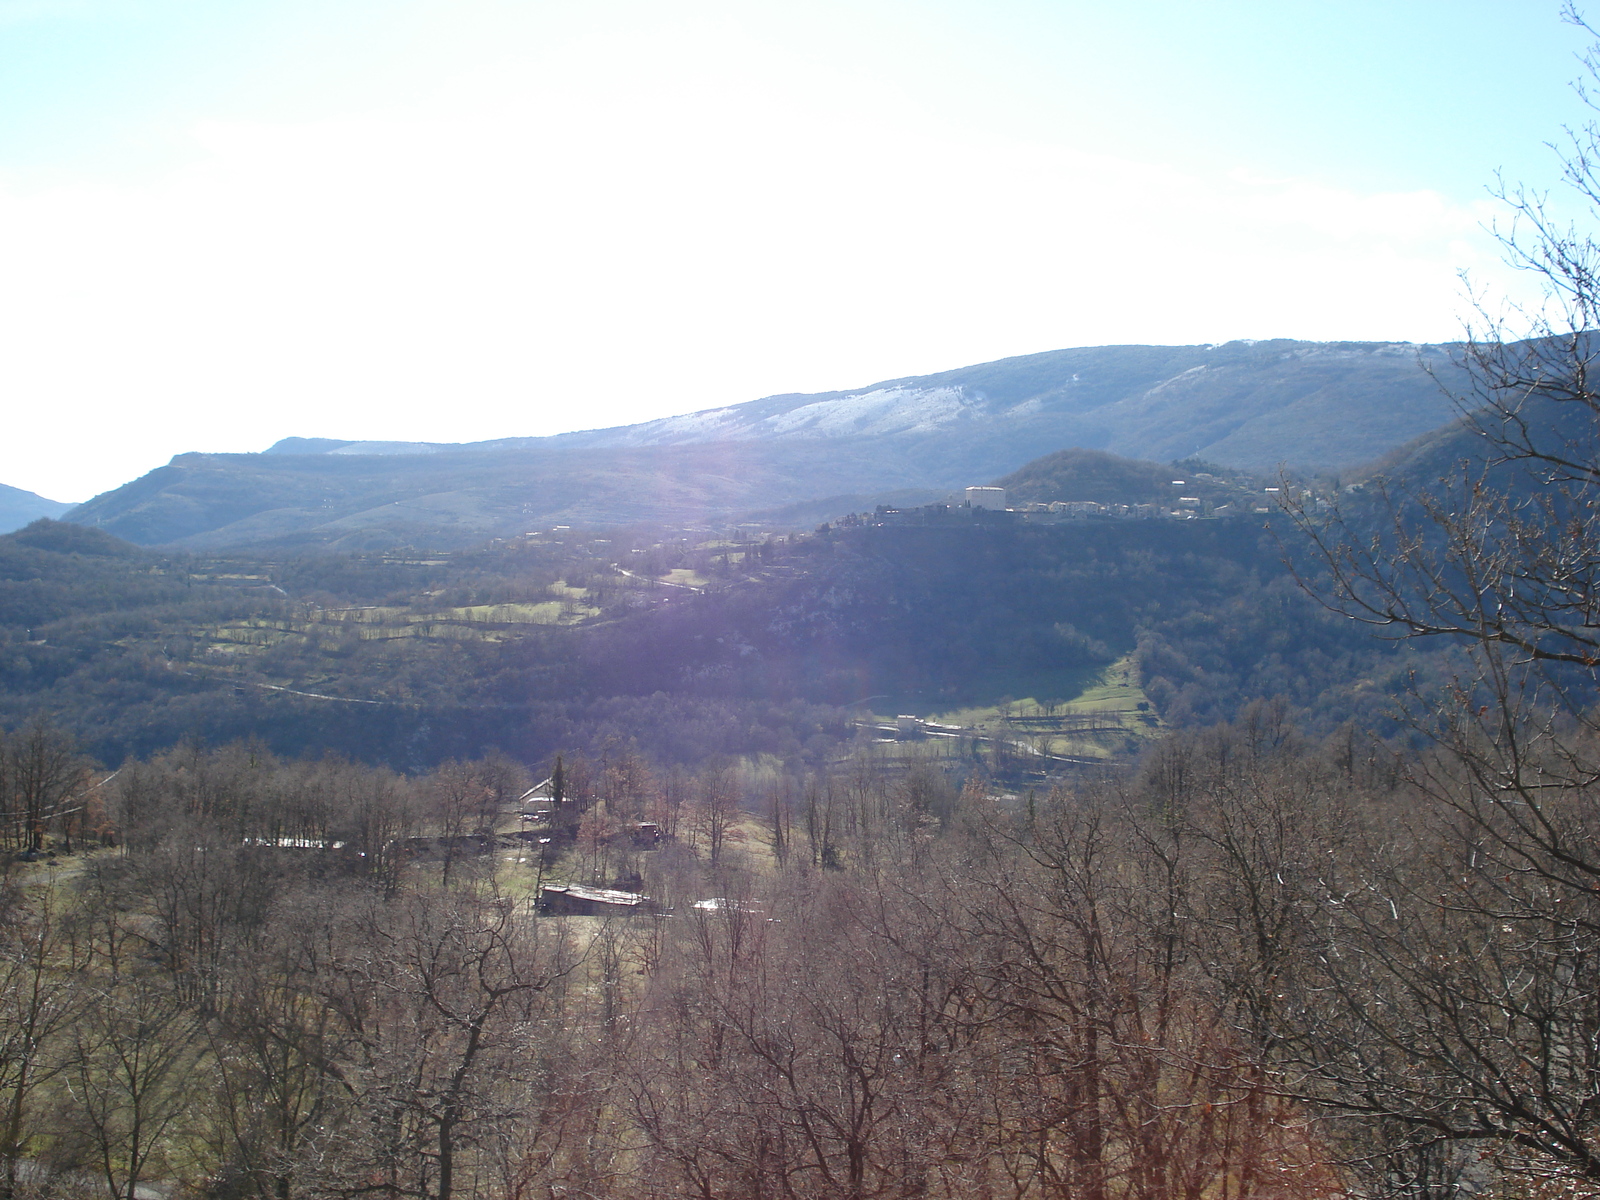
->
left=0, top=700, right=1579, bottom=1200
left=0, top=505, right=1430, bottom=773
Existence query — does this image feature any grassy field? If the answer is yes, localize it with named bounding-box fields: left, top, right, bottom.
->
left=196, top=588, right=602, bottom=662
left=659, top=568, right=708, bottom=588
left=871, top=654, right=1160, bottom=763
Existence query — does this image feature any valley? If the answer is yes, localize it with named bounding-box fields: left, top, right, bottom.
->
left=7, top=2, right=1599, bottom=1194
left=0, top=480, right=1407, bottom=776
left=0, top=338, right=1589, bottom=1200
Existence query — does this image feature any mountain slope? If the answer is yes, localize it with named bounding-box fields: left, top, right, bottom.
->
left=538, top=339, right=1463, bottom=470
left=70, top=339, right=1465, bottom=548
left=68, top=439, right=953, bottom=550
left=0, top=481, right=72, bottom=534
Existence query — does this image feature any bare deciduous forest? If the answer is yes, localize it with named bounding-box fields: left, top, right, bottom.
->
left=1, top=687, right=1597, bottom=1200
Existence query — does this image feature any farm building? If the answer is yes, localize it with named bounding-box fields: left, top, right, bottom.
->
left=539, top=883, right=650, bottom=916
left=692, top=897, right=765, bottom=916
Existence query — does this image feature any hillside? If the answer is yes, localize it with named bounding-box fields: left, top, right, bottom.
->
left=993, top=447, right=1270, bottom=509
left=0, top=505, right=1427, bottom=770
left=65, top=339, right=1464, bottom=549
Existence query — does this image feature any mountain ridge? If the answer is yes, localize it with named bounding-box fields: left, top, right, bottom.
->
left=264, top=339, right=1461, bottom=468
left=0, top=481, right=73, bottom=534
left=70, top=339, right=1467, bottom=549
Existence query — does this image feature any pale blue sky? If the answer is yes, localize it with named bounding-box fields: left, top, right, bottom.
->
left=0, top=0, right=1587, bottom=500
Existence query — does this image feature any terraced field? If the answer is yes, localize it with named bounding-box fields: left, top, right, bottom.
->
left=196, top=584, right=601, bottom=655
left=869, top=654, right=1160, bottom=765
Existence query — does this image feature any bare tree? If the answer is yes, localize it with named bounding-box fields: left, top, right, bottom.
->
left=4, top=722, right=90, bottom=856
left=340, top=760, right=418, bottom=893
left=311, top=887, right=575, bottom=1200
left=1278, top=12, right=1600, bottom=1185
left=951, top=778, right=1348, bottom=1200
left=630, top=873, right=968, bottom=1199
left=67, top=972, right=203, bottom=1200
left=689, top=759, right=741, bottom=869
left=203, top=886, right=348, bottom=1200
left=0, top=876, right=81, bottom=1200
left=427, top=760, right=491, bottom=889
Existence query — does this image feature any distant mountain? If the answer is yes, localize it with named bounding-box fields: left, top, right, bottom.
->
left=67, top=440, right=954, bottom=551
left=69, top=339, right=1466, bottom=549
left=546, top=339, right=1463, bottom=472
left=268, top=339, right=1463, bottom=472
left=0, top=482, right=72, bottom=534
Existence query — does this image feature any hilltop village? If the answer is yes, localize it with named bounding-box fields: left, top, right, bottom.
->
left=839, top=475, right=1297, bottom=529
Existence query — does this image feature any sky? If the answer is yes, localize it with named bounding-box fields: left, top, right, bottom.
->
left=0, top=0, right=1589, bottom=502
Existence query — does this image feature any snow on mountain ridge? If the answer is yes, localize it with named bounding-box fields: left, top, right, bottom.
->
left=592, top=385, right=981, bottom=445
left=259, top=341, right=1463, bottom=469
left=756, top=386, right=975, bottom=437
